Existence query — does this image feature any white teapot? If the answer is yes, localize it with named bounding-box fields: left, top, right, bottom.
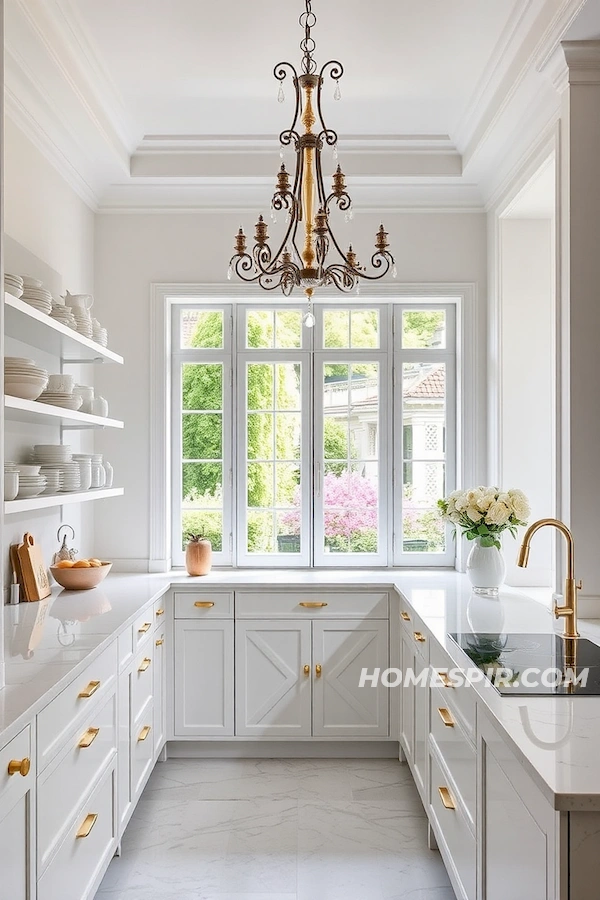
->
left=63, top=290, right=94, bottom=310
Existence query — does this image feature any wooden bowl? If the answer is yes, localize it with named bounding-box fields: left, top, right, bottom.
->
left=50, top=562, right=112, bottom=591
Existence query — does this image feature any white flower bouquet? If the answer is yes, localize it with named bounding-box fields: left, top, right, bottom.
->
left=437, top=486, right=530, bottom=550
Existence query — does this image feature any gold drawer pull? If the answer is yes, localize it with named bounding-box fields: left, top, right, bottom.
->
left=138, top=657, right=151, bottom=673
left=400, top=611, right=411, bottom=621
left=438, top=786, right=455, bottom=810
left=414, top=632, right=426, bottom=643
left=438, top=672, right=453, bottom=688
left=299, top=601, right=328, bottom=608
left=137, top=725, right=151, bottom=742
left=76, top=813, right=98, bottom=839
left=7, top=758, right=30, bottom=777
left=303, top=664, right=310, bottom=675
left=155, top=608, right=165, bottom=617
left=156, top=638, right=164, bottom=646
left=78, top=727, right=100, bottom=749
left=78, top=680, right=100, bottom=699
left=194, top=601, right=215, bottom=608
left=315, top=664, right=322, bottom=677
left=438, top=707, right=455, bottom=727
left=138, top=622, right=151, bottom=634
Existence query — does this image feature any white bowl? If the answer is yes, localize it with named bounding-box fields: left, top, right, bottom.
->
left=5, top=374, right=49, bottom=384
left=4, top=473, right=18, bottom=501
left=16, top=465, right=41, bottom=476
left=5, top=383, right=46, bottom=400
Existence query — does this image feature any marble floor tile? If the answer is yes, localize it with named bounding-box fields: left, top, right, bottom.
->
left=97, top=758, right=455, bottom=900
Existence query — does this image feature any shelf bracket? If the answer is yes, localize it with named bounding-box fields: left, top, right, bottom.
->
left=61, top=357, right=105, bottom=365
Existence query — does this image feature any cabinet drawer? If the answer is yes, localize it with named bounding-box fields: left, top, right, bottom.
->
left=37, top=763, right=117, bottom=900
left=117, top=628, right=134, bottom=672
left=430, top=687, right=476, bottom=830
left=174, top=591, right=233, bottom=619
left=37, top=642, right=117, bottom=771
left=235, top=591, right=389, bottom=619
left=154, top=595, right=167, bottom=626
left=430, top=642, right=476, bottom=742
left=399, top=608, right=430, bottom=664
left=133, top=608, right=154, bottom=648
left=38, top=692, right=117, bottom=872
left=131, top=643, right=154, bottom=723
left=0, top=724, right=33, bottom=805
left=429, top=751, right=476, bottom=900
left=132, top=697, right=154, bottom=801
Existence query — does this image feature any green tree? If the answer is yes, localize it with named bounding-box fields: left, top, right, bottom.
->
left=401, top=310, right=445, bottom=348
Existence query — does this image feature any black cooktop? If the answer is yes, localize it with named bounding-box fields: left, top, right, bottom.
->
left=448, top=632, right=600, bottom=695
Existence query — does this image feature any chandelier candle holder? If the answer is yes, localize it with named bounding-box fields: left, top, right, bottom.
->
left=228, top=0, right=396, bottom=325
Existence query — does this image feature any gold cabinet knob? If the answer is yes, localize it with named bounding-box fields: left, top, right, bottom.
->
left=7, top=757, right=30, bottom=777
left=155, top=638, right=164, bottom=646
left=138, top=622, right=151, bottom=634
left=438, top=786, right=455, bottom=810
left=138, top=657, right=151, bottom=673
left=78, top=680, right=100, bottom=699
left=437, top=707, right=455, bottom=727
left=137, top=725, right=151, bottom=742
left=76, top=813, right=98, bottom=839
left=303, top=664, right=310, bottom=675
left=315, top=664, right=322, bottom=677
left=299, top=601, right=328, bottom=608
left=78, top=727, right=100, bottom=749
left=400, top=611, right=411, bottom=621
left=194, top=601, right=215, bottom=608
left=413, top=631, right=426, bottom=643
left=155, top=608, right=165, bottom=617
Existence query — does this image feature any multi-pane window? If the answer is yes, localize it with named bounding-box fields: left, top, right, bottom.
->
left=172, top=302, right=456, bottom=567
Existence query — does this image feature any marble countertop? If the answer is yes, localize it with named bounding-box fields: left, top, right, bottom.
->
left=2, top=568, right=600, bottom=810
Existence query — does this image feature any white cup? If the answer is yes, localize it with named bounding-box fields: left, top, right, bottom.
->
left=92, top=396, right=109, bottom=417
left=47, top=373, right=75, bottom=393
left=4, top=472, right=18, bottom=501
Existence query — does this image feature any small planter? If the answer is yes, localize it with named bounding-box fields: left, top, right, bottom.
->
left=185, top=535, right=212, bottom=576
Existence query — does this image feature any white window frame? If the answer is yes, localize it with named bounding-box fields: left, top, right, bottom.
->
left=152, top=282, right=480, bottom=573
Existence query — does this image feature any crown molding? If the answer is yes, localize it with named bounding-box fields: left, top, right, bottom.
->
left=562, top=40, right=600, bottom=83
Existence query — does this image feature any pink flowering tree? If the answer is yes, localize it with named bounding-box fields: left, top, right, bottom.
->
left=281, top=470, right=378, bottom=551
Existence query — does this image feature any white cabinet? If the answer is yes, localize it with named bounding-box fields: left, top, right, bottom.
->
left=153, top=627, right=166, bottom=755
left=174, top=619, right=234, bottom=736
left=413, top=647, right=429, bottom=798
left=235, top=620, right=312, bottom=737
left=400, top=629, right=415, bottom=762
left=0, top=726, right=35, bottom=900
left=313, top=619, right=389, bottom=737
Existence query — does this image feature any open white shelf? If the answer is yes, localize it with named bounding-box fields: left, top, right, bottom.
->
left=4, top=293, right=123, bottom=364
left=5, top=487, right=124, bottom=515
left=4, top=395, right=124, bottom=429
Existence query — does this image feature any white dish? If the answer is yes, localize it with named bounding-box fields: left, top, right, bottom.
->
left=16, top=485, right=46, bottom=499
left=21, top=276, right=43, bottom=287
left=5, top=357, right=36, bottom=366
left=16, top=464, right=41, bottom=475
left=5, top=383, right=46, bottom=401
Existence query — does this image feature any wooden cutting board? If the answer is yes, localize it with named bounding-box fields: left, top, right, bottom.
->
left=17, top=533, right=51, bottom=602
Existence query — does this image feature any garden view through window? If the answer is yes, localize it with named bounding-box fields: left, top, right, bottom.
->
left=173, top=302, right=456, bottom=567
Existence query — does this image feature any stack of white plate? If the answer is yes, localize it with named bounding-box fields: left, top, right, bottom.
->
left=57, top=462, right=81, bottom=492
left=50, top=300, right=78, bottom=330
left=5, top=274, right=23, bottom=298
left=4, top=357, right=49, bottom=400
left=21, top=277, right=52, bottom=314
left=15, top=465, right=47, bottom=499
left=36, top=390, right=83, bottom=410
left=91, top=319, right=109, bottom=347
left=72, top=307, right=93, bottom=338
left=41, top=469, right=61, bottom=494
left=32, top=444, right=72, bottom=466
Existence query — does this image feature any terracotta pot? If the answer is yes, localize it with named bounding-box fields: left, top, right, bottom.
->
left=185, top=539, right=212, bottom=576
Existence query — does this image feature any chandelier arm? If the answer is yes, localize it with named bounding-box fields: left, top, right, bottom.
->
left=354, top=253, right=394, bottom=281
left=231, top=253, right=261, bottom=284
left=323, top=221, right=357, bottom=268
left=264, top=200, right=299, bottom=272
left=274, top=62, right=301, bottom=140
left=316, top=128, right=338, bottom=149
left=314, top=145, right=328, bottom=208
left=323, top=264, right=356, bottom=292
left=325, top=190, right=351, bottom=213
left=316, top=60, right=344, bottom=133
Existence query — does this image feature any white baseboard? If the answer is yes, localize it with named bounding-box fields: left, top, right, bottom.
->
left=166, top=740, right=399, bottom=759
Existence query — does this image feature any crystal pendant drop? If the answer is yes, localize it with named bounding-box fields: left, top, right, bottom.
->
left=355, top=282, right=360, bottom=296
left=392, top=263, right=398, bottom=279
left=334, top=80, right=341, bottom=101
left=270, top=206, right=277, bottom=224
left=344, top=208, right=354, bottom=223
left=277, top=84, right=285, bottom=103
left=303, top=311, right=316, bottom=328
left=332, top=145, right=338, bottom=162
left=279, top=143, right=285, bottom=160
left=227, top=264, right=233, bottom=281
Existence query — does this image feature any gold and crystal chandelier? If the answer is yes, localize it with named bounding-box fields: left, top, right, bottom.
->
left=228, top=0, right=395, bottom=325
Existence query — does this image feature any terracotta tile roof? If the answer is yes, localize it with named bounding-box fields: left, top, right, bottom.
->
left=403, top=365, right=445, bottom=399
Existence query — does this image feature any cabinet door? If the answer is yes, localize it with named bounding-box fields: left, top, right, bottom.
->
left=153, top=628, right=166, bottom=755
left=400, top=630, right=416, bottom=761
left=235, top=620, right=312, bottom=737
left=174, top=620, right=234, bottom=736
left=117, top=669, right=133, bottom=834
left=413, top=649, right=429, bottom=799
left=0, top=781, right=34, bottom=900
left=312, top=619, right=389, bottom=737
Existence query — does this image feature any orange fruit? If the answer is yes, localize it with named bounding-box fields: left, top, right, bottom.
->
left=55, top=559, right=75, bottom=569
left=72, top=559, right=91, bottom=568
left=88, top=558, right=102, bottom=567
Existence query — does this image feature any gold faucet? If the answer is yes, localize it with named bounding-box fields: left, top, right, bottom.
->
left=517, top=518, right=581, bottom=639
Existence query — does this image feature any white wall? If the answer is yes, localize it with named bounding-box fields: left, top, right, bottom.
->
left=3, top=118, right=97, bottom=592
left=93, top=210, right=488, bottom=567
left=499, top=218, right=554, bottom=586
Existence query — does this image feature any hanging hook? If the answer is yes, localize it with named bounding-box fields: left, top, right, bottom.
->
left=57, top=524, right=75, bottom=543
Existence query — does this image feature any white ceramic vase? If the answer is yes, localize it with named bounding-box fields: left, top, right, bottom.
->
left=466, top=538, right=506, bottom=594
